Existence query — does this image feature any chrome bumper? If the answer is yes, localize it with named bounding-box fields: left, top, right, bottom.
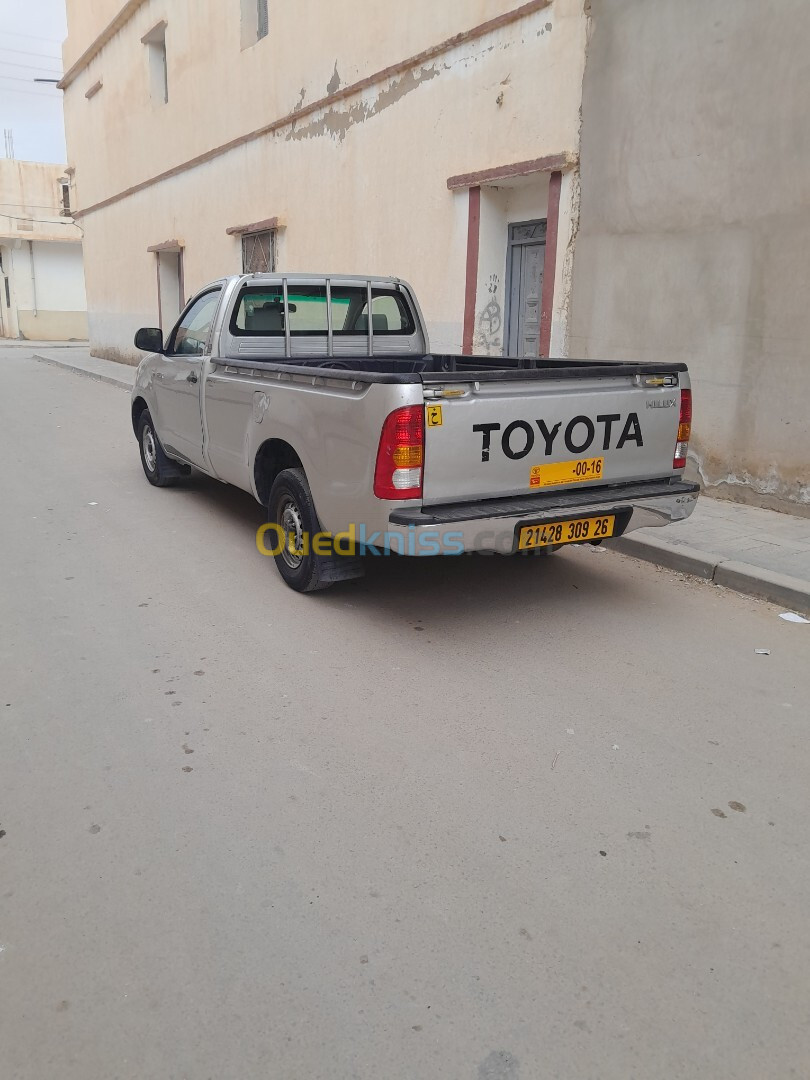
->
left=387, top=481, right=699, bottom=555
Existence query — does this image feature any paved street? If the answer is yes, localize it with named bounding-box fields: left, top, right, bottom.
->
left=1, top=347, right=809, bottom=1080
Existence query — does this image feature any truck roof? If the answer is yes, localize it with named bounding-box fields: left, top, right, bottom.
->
left=233, top=273, right=406, bottom=285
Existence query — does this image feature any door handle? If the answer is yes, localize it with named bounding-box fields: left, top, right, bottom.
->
left=186, top=372, right=198, bottom=384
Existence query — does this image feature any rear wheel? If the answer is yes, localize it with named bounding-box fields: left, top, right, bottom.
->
left=267, top=468, right=338, bottom=593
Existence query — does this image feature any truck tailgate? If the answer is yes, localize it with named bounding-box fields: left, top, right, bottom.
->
left=421, top=372, right=685, bottom=504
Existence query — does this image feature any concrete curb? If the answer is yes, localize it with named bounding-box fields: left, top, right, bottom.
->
left=714, top=561, right=810, bottom=614
left=609, top=534, right=810, bottom=614
left=32, top=351, right=134, bottom=391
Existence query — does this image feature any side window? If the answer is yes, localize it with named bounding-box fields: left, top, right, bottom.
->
left=168, top=289, right=221, bottom=355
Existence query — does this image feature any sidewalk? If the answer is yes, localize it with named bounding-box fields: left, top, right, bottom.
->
left=32, top=345, right=135, bottom=390
left=28, top=343, right=810, bottom=613
left=609, top=498, right=810, bottom=614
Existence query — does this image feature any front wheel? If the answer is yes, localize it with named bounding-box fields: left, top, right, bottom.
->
left=137, top=409, right=188, bottom=487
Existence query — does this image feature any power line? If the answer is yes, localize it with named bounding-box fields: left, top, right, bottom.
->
left=0, top=45, right=63, bottom=61
left=0, top=59, right=63, bottom=74
left=0, top=30, right=63, bottom=44
left=0, top=75, right=61, bottom=86
left=0, top=84, right=61, bottom=97
left=0, top=216, right=76, bottom=226
left=0, top=203, right=64, bottom=211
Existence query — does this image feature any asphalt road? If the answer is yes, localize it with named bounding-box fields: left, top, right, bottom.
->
left=1, top=348, right=809, bottom=1080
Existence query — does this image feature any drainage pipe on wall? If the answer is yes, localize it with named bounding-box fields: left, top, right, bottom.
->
left=28, top=240, right=37, bottom=317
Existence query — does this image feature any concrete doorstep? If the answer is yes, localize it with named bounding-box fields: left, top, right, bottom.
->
left=608, top=533, right=810, bottom=615
left=25, top=342, right=810, bottom=615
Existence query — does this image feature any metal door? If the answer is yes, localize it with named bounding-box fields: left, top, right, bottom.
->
left=505, top=220, right=546, bottom=357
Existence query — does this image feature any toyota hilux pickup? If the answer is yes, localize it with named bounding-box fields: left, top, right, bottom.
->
left=131, top=274, right=698, bottom=592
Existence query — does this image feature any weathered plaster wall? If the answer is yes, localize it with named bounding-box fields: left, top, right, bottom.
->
left=63, top=1, right=567, bottom=211
left=64, top=0, right=588, bottom=364
left=568, top=0, right=810, bottom=513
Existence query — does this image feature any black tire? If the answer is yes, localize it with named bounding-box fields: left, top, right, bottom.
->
left=137, top=409, right=187, bottom=487
left=267, top=468, right=337, bottom=593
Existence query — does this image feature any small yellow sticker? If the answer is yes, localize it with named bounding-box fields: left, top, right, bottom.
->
left=426, top=405, right=443, bottom=427
left=530, top=457, right=604, bottom=488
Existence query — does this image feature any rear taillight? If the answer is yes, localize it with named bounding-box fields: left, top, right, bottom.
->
left=374, top=405, right=424, bottom=499
left=673, top=388, right=692, bottom=469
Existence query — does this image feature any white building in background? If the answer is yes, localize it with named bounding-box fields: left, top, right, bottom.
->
left=0, top=158, right=88, bottom=340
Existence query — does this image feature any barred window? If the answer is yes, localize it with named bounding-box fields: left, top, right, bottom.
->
left=241, top=230, right=275, bottom=273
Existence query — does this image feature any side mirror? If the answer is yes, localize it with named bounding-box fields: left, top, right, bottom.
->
left=134, top=327, right=164, bottom=353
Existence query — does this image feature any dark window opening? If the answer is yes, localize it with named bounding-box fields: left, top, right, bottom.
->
left=241, top=0, right=269, bottom=48
left=257, top=0, right=269, bottom=40
left=142, top=22, right=168, bottom=104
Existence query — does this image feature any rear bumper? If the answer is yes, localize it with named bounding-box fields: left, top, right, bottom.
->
left=387, top=479, right=699, bottom=555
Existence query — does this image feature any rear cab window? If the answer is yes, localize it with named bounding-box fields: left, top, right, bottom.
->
left=230, top=283, right=415, bottom=336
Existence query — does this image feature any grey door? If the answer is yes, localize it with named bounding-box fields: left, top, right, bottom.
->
left=505, top=220, right=546, bottom=357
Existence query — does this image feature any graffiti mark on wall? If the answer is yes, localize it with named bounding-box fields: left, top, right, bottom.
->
left=476, top=274, right=502, bottom=355
left=479, top=298, right=501, bottom=337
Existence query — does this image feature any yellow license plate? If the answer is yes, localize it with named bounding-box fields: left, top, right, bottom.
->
left=530, top=457, right=604, bottom=488
left=518, top=515, right=615, bottom=550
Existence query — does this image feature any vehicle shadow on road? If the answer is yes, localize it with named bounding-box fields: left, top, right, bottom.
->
left=174, top=471, right=630, bottom=622
left=338, top=547, right=626, bottom=621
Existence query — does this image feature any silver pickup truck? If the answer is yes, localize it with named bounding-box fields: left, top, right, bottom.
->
left=132, top=274, right=698, bottom=591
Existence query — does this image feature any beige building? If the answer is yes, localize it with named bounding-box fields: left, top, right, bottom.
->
left=59, top=0, right=586, bottom=363
left=60, top=0, right=809, bottom=513
left=0, top=159, right=88, bottom=340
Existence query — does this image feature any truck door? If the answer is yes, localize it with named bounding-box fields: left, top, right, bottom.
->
left=153, top=287, right=221, bottom=468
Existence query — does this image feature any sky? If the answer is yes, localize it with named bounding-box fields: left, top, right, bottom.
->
left=0, top=0, right=68, bottom=163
